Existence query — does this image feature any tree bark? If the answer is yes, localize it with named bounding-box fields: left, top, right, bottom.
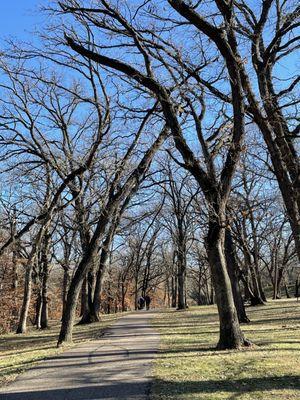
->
left=206, top=218, right=250, bottom=349
left=62, top=266, right=69, bottom=318
left=16, top=263, right=33, bottom=333
left=225, top=230, right=250, bottom=323
left=35, top=292, right=42, bottom=330
left=177, top=228, right=187, bottom=310
left=40, top=232, right=50, bottom=329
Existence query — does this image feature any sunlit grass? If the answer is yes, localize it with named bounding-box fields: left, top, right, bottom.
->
left=0, top=313, right=119, bottom=386
left=151, top=299, right=300, bottom=400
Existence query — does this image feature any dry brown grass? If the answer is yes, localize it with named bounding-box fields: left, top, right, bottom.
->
left=151, top=299, right=300, bottom=400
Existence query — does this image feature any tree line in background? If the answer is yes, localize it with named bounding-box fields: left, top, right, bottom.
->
left=0, top=0, right=299, bottom=350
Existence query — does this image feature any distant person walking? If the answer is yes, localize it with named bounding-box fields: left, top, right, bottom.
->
left=137, top=296, right=145, bottom=310
left=145, top=295, right=151, bottom=310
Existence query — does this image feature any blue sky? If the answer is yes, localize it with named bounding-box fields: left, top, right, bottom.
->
left=0, top=0, right=43, bottom=41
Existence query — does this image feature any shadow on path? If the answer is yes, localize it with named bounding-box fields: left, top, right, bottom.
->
left=0, top=311, right=160, bottom=400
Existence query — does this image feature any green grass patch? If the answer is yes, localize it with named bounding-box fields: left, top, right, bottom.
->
left=0, top=313, right=120, bottom=386
left=151, top=299, right=300, bottom=400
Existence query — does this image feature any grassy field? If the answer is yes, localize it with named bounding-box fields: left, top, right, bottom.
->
left=0, top=313, right=120, bottom=387
left=151, top=299, right=300, bottom=400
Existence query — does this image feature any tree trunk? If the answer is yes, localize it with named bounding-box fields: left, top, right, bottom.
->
left=177, top=272, right=185, bottom=310
left=243, top=250, right=265, bottom=306
left=78, top=267, right=96, bottom=324
left=225, top=230, right=250, bottom=323
left=35, top=292, right=42, bottom=330
left=11, top=209, right=19, bottom=290
left=209, top=279, right=214, bottom=305
left=16, top=264, right=33, bottom=333
left=58, top=277, right=83, bottom=345
left=177, top=227, right=186, bottom=310
left=284, top=280, right=291, bottom=299
left=249, top=263, right=265, bottom=306
left=206, top=220, right=250, bottom=349
left=121, top=282, right=126, bottom=311
left=80, top=276, right=89, bottom=318
left=41, top=233, right=50, bottom=329
left=62, top=266, right=69, bottom=318
left=171, top=274, right=177, bottom=308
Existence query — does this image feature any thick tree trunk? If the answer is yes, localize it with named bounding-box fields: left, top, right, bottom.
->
left=58, top=277, right=83, bottom=345
left=78, top=267, right=96, bottom=324
left=177, top=272, right=185, bottom=310
left=80, top=276, right=89, bottom=318
left=225, top=230, right=250, bottom=323
left=206, top=220, right=250, bottom=349
left=58, top=230, right=104, bottom=345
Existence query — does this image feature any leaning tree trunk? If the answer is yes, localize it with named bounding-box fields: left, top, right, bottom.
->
left=58, top=210, right=112, bottom=345
left=89, top=254, right=107, bottom=323
left=206, top=218, right=250, bottom=350
left=58, top=275, right=83, bottom=345
left=225, top=230, right=250, bottom=323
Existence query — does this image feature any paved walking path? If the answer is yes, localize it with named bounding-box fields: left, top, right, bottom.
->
left=0, top=311, right=160, bottom=400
